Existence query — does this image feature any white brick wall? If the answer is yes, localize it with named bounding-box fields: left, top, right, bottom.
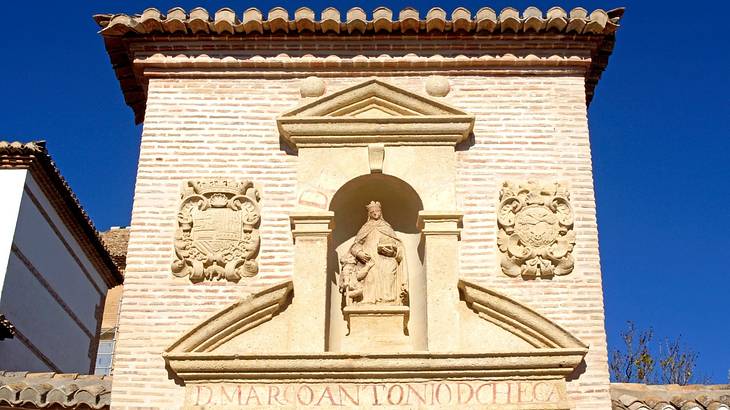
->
left=111, top=74, right=609, bottom=409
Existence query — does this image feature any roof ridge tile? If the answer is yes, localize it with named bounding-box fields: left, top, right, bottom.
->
left=95, top=5, right=623, bottom=36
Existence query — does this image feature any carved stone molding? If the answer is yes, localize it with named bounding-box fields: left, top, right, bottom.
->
left=417, top=211, right=463, bottom=237
left=171, top=179, right=262, bottom=283
left=166, top=281, right=292, bottom=353
left=163, top=280, right=587, bottom=385
left=458, top=279, right=587, bottom=350
left=289, top=211, right=334, bottom=240
left=277, top=78, right=474, bottom=151
left=164, top=350, right=586, bottom=382
left=163, top=281, right=585, bottom=409
left=497, top=181, right=575, bottom=279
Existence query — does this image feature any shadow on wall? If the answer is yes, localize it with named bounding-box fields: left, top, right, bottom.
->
left=331, top=174, right=424, bottom=242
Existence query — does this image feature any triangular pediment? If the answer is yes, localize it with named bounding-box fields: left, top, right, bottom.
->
left=277, top=79, right=475, bottom=150
left=281, top=79, right=470, bottom=118
left=333, top=96, right=421, bottom=118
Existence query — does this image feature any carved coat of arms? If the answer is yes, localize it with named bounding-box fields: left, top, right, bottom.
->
left=171, top=180, right=261, bottom=283
left=497, top=181, right=575, bottom=279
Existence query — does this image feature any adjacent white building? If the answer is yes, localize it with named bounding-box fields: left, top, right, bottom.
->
left=0, top=141, right=122, bottom=373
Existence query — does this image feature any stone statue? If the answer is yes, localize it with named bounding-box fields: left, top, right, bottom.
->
left=339, top=201, right=408, bottom=306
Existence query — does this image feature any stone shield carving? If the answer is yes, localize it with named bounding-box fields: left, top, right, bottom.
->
left=172, top=180, right=261, bottom=283
left=497, top=181, right=575, bottom=279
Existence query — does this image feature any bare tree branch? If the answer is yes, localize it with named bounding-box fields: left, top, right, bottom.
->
left=610, top=322, right=702, bottom=385
left=658, top=336, right=698, bottom=385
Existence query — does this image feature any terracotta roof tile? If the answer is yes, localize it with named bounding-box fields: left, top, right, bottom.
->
left=100, top=227, right=129, bottom=272
left=0, top=372, right=110, bottom=409
left=94, top=6, right=622, bottom=36
left=0, top=141, right=123, bottom=287
left=612, top=383, right=730, bottom=410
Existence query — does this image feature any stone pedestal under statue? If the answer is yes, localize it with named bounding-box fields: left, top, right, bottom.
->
left=342, top=305, right=410, bottom=352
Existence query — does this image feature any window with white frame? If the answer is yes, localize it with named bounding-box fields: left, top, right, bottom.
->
left=94, top=328, right=116, bottom=375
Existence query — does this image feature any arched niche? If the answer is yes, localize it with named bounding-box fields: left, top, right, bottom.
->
left=326, top=174, right=427, bottom=351
left=282, top=79, right=474, bottom=352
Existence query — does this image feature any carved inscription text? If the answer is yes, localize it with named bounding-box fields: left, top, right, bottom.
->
left=186, top=380, right=569, bottom=408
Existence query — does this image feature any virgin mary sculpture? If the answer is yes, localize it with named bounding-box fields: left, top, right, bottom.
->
left=339, top=201, right=408, bottom=306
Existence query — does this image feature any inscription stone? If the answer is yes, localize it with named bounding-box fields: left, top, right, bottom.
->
left=184, top=380, right=569, bottom=409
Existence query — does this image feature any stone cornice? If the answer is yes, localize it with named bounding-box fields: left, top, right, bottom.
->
left=164, top=349, right=588, bottom=383
left=290, top=211, right=335, bottom=239
left=418, top=211, right=463, bottom=237
left=132, top=35, right=595, bottom=86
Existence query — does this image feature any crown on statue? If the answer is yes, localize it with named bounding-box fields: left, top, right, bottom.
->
left=190, top=180, right=248, bottom=196
left=366, top=201, right=382, bottom=210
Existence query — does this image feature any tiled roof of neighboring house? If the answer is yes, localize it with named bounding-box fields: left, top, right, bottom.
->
left=0, top=372, right=110, bottom=409
left=0, top=314, right=15, bottom=340
left=0, top=141, right=122, bottom=287
left=93, top=6, right=624, bottom=124
left=100, top=227, right=129, bottom=272
left=611, top=383, right=730, bottom=410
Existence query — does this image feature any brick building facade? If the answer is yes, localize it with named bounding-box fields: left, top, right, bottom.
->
left=98, top=6, right=619, bottom=409
left=1, top=8, right=729, bottom=410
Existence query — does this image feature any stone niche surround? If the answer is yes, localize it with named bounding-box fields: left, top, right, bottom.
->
left=279, top=79, right=473, bottom=354
left=280, top=79, right=474, bottom=354
left=163, top=78, right=590, bottom=409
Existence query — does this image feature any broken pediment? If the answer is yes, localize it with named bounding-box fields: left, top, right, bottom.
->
left=457, top=279, right=587, bottom=350
left=165, top=281, right=292, bottom=354
left=277, top=79, right=475, bottom=151
left=163, top=279, right=587, bottom=388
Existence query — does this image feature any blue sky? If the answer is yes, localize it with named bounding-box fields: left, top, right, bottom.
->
left=1, top=1, right=727, bottom=382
